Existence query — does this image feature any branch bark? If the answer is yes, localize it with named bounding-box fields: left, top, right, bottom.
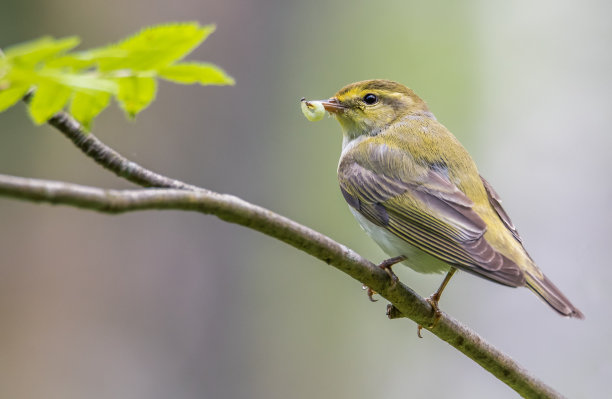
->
left=0, top=109, right=566, bottom=399
left=47, top=111, right=202, bottom=191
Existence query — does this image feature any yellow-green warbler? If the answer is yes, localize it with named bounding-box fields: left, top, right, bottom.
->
left=301, top=79, right=583, bottom=321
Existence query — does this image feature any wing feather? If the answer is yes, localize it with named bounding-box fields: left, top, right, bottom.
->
left=480, top=176, right=522, bottom=243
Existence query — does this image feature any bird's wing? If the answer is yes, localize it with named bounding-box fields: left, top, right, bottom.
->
left=338, top=143, right=524, bottom=287
left=480, top=176, right=522, bottom=244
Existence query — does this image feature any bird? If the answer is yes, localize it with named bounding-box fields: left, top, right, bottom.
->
left=303, top=79, right=584, bottom=324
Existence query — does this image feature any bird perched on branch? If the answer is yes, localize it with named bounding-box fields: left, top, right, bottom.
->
left=301, top=79, right=584, bottom=327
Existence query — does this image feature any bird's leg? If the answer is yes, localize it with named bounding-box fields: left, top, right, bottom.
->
left=364, top=255, right=407, bottom=302
left=428, top=267, right=456, bottom=310
left=378, top=255, right=406, bottom=283
left=417, top=267, right=456, bottom=338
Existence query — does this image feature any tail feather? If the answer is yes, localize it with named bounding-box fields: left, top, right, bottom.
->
left=525, top=271, right=584, bottom=319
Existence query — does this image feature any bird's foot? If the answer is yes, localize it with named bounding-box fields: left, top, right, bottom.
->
left=378, top=255, right=406, bottom=285
left=416, top=268, right=456, bottom=338
left=362, top=256, right=406, bottom=302
left=362, top=285, right=378, bottom=302
left=417, top=293, right=442, bottom=338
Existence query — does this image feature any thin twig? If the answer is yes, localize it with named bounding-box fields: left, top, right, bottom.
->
left=48, top=112, right=201, bottom=191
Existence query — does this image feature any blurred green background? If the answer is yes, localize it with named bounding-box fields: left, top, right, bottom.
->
left=0, top=0, right=609, bottom=398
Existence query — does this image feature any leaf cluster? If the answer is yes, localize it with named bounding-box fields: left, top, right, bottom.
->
left=0, top=22, right=234, bottom=130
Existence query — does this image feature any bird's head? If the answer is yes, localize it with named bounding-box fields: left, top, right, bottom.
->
left=318, top=79, right=431, bottom=139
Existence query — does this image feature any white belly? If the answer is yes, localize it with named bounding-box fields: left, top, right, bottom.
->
left=349, top=207, right=450, bottom=274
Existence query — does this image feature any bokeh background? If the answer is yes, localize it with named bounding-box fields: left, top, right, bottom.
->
left=1, top=1, right=610, bottom=398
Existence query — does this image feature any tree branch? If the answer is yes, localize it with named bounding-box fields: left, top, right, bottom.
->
left=48, top=111, right=202, bottom=191
left=0, top=108, right=566, bottom=398
left=0, top=173, right=563, bottom=399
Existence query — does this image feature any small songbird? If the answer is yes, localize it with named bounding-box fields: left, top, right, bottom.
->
left=303, top=79, right=583, bottom=320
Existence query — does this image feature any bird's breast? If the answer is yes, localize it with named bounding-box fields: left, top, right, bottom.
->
left=348, top=206, right=450, bottom=274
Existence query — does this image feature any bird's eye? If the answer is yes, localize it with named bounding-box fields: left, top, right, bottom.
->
left=363, top=93, right=378, bottom=105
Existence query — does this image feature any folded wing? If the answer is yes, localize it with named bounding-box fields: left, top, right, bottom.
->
left=339, top=143, right=525, bottom=287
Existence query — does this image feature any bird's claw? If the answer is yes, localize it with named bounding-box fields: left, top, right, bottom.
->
left=417, top=294, right=443, bottom=338
left=362, top=284, right=378, bottom=302
left=381, top=266, right=399, bottom=285
left=362, top=256, right=406, bottom=302
left=378, top=255, right=406, bottom=285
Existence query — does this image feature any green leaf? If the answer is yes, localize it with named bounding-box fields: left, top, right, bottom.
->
left=28, top=81, right=72, bottom=124
left=158, top=62, right=234, bottom=85
left=45, top=54, right=96, bottom=70
left=0, top=84, right=30, bottom=113
left=5, top=36, right=80, bottom=67
left=97, top=22, right=215, bottom=71
left=38, top=68, right=118, bottom=93
left=47, top=48, right=129, bottom=70
left=115, top=76, right=156, bottom=118
left=0, top=22, right=232, bottom=127
left=0, top=58, right=8, bottom=80
left=70, top=91, right=111, bottom=131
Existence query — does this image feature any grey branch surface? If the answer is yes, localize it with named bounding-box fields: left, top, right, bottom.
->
left=0, top=109, right=566, bottom=399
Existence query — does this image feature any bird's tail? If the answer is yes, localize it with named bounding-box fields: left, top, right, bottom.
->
left=525, top=271, right=584, bottom=319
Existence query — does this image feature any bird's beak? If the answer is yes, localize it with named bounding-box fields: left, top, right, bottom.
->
left=319, top=97, right=346, bottom=114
